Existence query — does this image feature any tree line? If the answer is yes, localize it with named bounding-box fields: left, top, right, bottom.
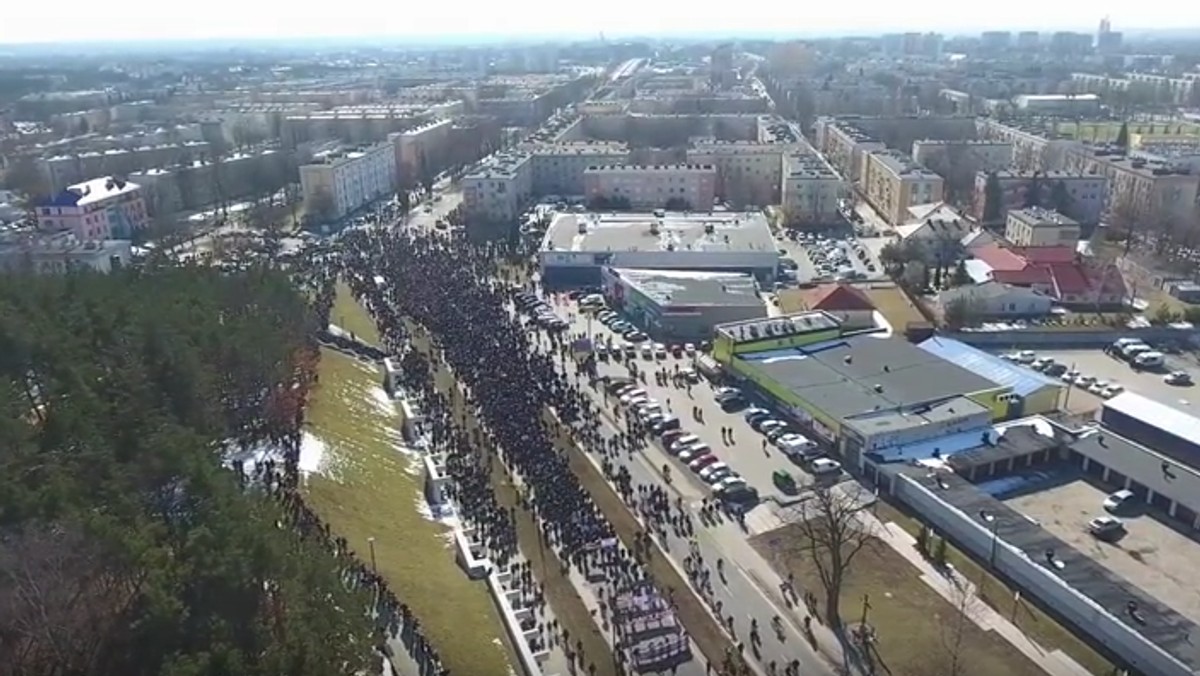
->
left=0, top=265, right=376, bottom=676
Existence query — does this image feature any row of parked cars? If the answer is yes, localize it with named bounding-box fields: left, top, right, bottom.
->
left=605, top=380, right=757, bottom=504
left=515, top=291, right=568, bottom=331
left=1003, top=350, right=1126, bottom=399
left=796, top=231, right=876, bottom=281
left=714, top=387, right=843, bottom=482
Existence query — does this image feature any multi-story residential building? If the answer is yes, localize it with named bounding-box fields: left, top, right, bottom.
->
left=1016, top=31, right=1041, bottom=50
left=1013, top=94, right=1101, bottom=116
left=813, top=117, right=886, bottom=184
left=685, top=141, right=792, bottom=206
left=527, top=143, right=631, bottom=197
left=912, top=139, right=1013, bottom=174
left=130, top=149, right=294, bottom=215
left=299, top=142, right=396, bottom=221
left=1005, top=207, right=1082, bottom=247
left=980, top=31, right=1012, bottom=52
left=973, top=170, right=1109, bottom=225
left=0, top=231, right=131, bottom=275
left=40, top=141, right=212, bottom=191
left=389, top=118, right=453, bottom=186
left=462, top=152, right=534, bottom=224
left=781, top=151, right=846, bottom=227
left=861, top=150, right=944, bottom=225
left=1049, top=31, right=1093, bottom=56
left=1063, top=147, right=1200, bottom=223
left=976, top=118, right=1081, bottom=172
left=36, top=176, right=148, bottom=240
left=582, top=164, right=717, bottom=210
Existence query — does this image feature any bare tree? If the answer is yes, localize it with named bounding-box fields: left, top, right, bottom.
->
left=939, top=578, right=983, bottom=676
left=795, top=485, right=876, bottom=628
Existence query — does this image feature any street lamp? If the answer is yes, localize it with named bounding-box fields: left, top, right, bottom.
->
left=367, top=536, right=378, bottom=573
left=979, top=511, right=999, bottom=569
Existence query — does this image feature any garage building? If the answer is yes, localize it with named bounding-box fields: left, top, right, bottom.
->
left=599, top=267, right=766, bottom=342
left=538, top=210, right=778, bottom=287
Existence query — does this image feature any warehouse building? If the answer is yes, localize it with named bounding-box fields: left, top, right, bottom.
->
left=718, top=327, right=1014, bottom=467
left=599, top=267, right=766, bottom=342
left=917, top=337, right=1065, bottom=416
left=538, top=211, right=778, bottom=287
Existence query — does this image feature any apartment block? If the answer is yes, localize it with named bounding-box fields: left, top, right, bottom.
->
left=527, top=143, right=632, bottom=197
left=1063, top=147, right=1200, bottom=222
left=300, top=142, right=396, bottom=221
left=973, top=170, right=1108, bottom=225
left=781, top=151, right=847, bottom=227
left=813, top=117, right=886, bottom=183
left=130, top=149, right=293, bottom=215
left=582, top=164, right=717, bottom=210
left=911, top=139, right=1013, bottom=174
left=976, top=118, right=1081, bottom=172
left=861, top=150, right=944, bottom=225
left=40, top=141, right=212, bottom=191
left=461, top=152, right=534, bottom=224
left=1005, top=207, right=1081, bottom=247
left=1013, top=94, right=1101, bottom=116
left=36, top=176, right=148, bottom=240
left=389, top=118, right=453, bottom=187
left=0, top=232, right=131, bottom=275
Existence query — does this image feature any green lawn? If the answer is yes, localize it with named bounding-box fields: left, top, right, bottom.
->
left=873, top=501, right=1115, bottom=676
left=304, top=348, right=513, bottom=676
left=752, top=526, right=1047, bottom=676
left=331, top=281, right=381, bottom=345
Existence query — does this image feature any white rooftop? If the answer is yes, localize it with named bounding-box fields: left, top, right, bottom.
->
left=542, top=211, right=775, bottom=255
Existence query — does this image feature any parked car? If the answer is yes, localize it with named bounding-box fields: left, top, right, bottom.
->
left=1103, top=489, right=1136, bottom=513
left=700, top=463, right=735, bottom=483
left=810, top=458, right=842, bottom=476
left=1088, top=515, right=1126, bottom=541
left=1165, top=371, right=1194, bottom=386
left=678, top=445, right=711, bottom=463
left=689, top=455, right=720, bottom=472
left=772, top=469, right=798, bottom=495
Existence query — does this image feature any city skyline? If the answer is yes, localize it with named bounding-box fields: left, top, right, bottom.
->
left=1, top=3, right=1195, bottom=47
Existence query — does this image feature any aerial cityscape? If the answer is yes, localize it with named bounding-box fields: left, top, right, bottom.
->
left=5, top=16, right=1200, bottom=676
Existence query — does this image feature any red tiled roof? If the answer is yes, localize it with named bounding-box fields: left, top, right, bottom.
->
left=1047, top=263, right=1089, bottom=295
left=972, top=243, right=1027, bottom=271
left=1012, top=246, right=1077, bottom=264
left=797, top=283, right=876, bottom=312
left=993, top=267, right=1053, bottom=286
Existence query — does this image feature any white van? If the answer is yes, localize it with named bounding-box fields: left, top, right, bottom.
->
left=1121, top=343, right=1151, bottom=360
left=1134, top=351, right=1165, bottom=368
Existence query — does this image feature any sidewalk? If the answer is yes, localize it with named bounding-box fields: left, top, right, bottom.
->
left=865, top=513, right=1093, bottom=676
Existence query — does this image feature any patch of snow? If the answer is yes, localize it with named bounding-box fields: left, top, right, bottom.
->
left=299, top=431, right=327, bottom=476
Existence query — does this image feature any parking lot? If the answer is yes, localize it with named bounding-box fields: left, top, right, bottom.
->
left=775, top=229, right=885, bottom=285
left=1025, top=348, right=1198, bottom=411
left=552, top=296, right=842, bottom=503
left=1004, top=478, right=1200, bottom=624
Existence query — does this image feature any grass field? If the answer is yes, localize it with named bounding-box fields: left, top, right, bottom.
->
left=863, top=285, right=928, bottom=330
left=872, top=500, right=1115, bottom=676
left=305, top=347, right=513, bottom=676
left=752, top=526, right=1046, bottom=676
left=331, top=281, right=382, bottom=345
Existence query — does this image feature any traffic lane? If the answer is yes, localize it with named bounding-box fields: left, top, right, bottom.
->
left=604, top=418, right=834, bottom=676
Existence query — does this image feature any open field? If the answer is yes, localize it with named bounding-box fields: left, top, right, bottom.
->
left=872, top=500, right=1116, bottom=676
left=305, top=347, right=513, bottom=676
left=752, top=526, right=1046, bottom=676
left=1005, top=478, right=1200, bottom=625
left=862, top=284, right=928, bottom=329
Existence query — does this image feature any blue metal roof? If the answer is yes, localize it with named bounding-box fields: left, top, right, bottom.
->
left=917, top=337, right=1061, bottom=397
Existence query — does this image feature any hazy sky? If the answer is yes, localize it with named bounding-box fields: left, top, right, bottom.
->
left=0, top=4, right=1190, bottom=46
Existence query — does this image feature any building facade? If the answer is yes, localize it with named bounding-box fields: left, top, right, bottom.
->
left=461, top=152, right=534, bottom=224
left=389, top=118, right=452, bottom=187
left=813, top=117, right=886, bottom=184
left=781, top=151, right=846, bottom=227
left=583, top=164, right=717, bottom=210
left=973, top=170, right=1108, bottom=225
left=36, top=176, right=148, bottom=240
left=861, top=150, right=945, bottom=225
left=1063, top=147, right=1200, bottom=223
left=299, top=142, right=397, bottom=221
left=911, top=139, right=1013, bottom=174
left=1005, top=207, right=1082, bottom=247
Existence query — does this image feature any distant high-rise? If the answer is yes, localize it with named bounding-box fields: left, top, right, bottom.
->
left=710, top=43, right=736, bottom=90
left=980, top=31, right=1011, bottom=53
left=1096, top=16, right=1123, bottom=54
left=1016, top=31, right=1041, bottom=50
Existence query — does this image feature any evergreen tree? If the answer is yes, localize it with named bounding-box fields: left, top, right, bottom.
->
left=0, top=267, right=376, bottom=676
left=1115, top=121, right=1130, bottom=150
left=1024, top=172, right=1043, bottom=208
left=1051, top=180, right=1073, bottom=217
left=982, top=172, right=1004, bottom=224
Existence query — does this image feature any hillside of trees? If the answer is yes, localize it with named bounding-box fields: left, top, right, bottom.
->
left=0, top=266, right=376, bottom=676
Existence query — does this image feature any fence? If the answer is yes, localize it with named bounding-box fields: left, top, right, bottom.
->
left=891, top=473, right=1192, bottom=676
left=943, top=326, right=1200, bottom=349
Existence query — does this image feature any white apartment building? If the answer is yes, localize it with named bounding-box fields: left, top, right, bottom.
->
left=36, top=176, right=148, bottom=240
left=528, top=144, right=630, bottom=197
left=1005, top=207, right=1082, bottom=247
left=686, top=141, right=790, bottom=207
left=300, top=142, right=396, bottom=221
left=461, top=152, right=534, bottom=224
left=976, top=118, right=1081, bottom=172
left=781, top=151, right=846, bottom=227
left=1063, top=148, right=1200, bottom=223
left=972, top=170, right=1108, bottom=225
left=1013, top=94, right=1101, bottom=115
left=583, top=164, right=717, bottom=210
left=911, top=140, right=1013, bottom=174
left=0, top=232, right=131, bottom=275
left=389, top=118, right=453, bottom=186
left=861, top=150, right=945, bottom=226
left=812, top=118, right=886, bottom=184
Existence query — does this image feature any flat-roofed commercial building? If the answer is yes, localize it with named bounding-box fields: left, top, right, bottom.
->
left=583, top=164, right=717, bottom=210
left=861, top=150, right=945, bottom=225
left=539, top=210, right=778, bottom=286
left=599, top=267, right=766, bottom=341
